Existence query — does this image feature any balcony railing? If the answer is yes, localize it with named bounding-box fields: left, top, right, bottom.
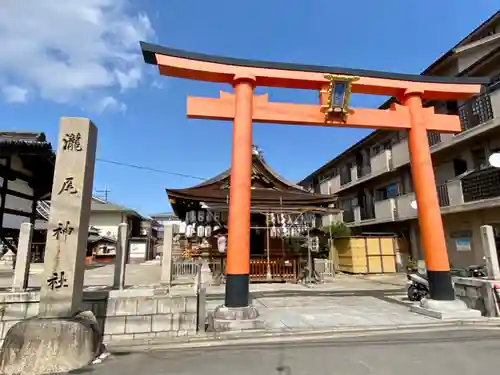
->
left=427, top=131, right=442, bottom=147
left=395, top=193, right=416, bottom=220
left=330, top=175, right=341, bottom=194
left=371, top=149, right=392, bottom=175
left=436, top=184, right=450, bottom=207
left=458, top=92, right=494, bottom=131
left=391, top=139, right=410, bottom=169
left=374, top=199, right=396, bottom=221
left=462, top=167, right=500, bottom=203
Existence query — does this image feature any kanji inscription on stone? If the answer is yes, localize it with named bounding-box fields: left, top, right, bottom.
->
left=52, top=221, right=74, bottom=241
left=46, top=271, right=69, bottom=290
left=58, top=177, right=78, bottom=195
left=62, top=132, right=83, bottom=151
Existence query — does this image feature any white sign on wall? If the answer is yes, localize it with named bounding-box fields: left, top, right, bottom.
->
left=129, top=242, right=146, bottom=259
left=455, top=238, right=472, bottom=252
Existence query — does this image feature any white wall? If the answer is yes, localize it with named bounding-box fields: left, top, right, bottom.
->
left=157, top=219, right=181, bottom=227
left=89, top=211, right=124, bottom=239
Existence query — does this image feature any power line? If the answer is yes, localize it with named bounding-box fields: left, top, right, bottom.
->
left=24, top=148, right=210, bottom=181
left=95, top=158, right=208, bottom=181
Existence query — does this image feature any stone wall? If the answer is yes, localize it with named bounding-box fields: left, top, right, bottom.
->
left=454, top=277, right=499, bottom=317
left=0, top=288, right=199, bottom=346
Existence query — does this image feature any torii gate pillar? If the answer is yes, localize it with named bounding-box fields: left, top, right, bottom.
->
left=404, top=90, right=455, bottom=301
left=224, top=74, right=255, bottom=309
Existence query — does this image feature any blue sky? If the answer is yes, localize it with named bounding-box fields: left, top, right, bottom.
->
left=1, top=0, right=498, bottom=216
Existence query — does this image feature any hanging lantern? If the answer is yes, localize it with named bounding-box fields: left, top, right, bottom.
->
left=310, top=236, right=320, bottom=252
left=217, top=235, right=227, bottom=253
left=321, top=74, right=359, bottom=122
left=196, top=225, right=205, bottom=238
left=270, top=225, right=277, bottom=238
left=282, top=225, right=289, bottom=238
left=197, top=210, right=206, bottom=223
left=204, top=225, right=212, bottom=238
left=179, top=221, right=187, bottom=234
left=187, top=210, right=196, bottom=223
left=185, top=224, right=194, bottom=238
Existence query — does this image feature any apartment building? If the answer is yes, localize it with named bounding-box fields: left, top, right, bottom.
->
left=299, top=11, right=500, bottom=268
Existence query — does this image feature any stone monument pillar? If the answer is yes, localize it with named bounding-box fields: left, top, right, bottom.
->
left=480, top=225, right=500, bottom=280
left=161, top=224, right=173, bottom=286
left=0, top=118, right=101, bottom=375
left=12, top=222, right=34, bottom=291
left=113, top=223, right=128, bottom=290
left=38, top=118, right=97, bottom=318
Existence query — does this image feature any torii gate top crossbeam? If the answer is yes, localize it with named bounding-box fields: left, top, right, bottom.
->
left=140, top=42, right=488, bottom=100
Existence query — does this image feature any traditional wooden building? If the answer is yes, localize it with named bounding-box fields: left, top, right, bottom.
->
left=0, top=132, right=54, bottom=257
left=166, top=147, right=339, bottom=281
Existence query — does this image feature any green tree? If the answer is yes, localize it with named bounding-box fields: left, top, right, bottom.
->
left=322, top=221, right=351, bottom=238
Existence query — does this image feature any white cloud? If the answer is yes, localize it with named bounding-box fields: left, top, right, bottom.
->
left=95, top=96, right=127, bottom=113
left=151, top=80, right=164, bottom=89
left=0, top=0, right=155, bottom=110
left=2, top=85, right=29, bottom=103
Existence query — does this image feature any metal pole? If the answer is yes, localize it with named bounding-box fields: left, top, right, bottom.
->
left=328, top=220, right=335, bottom=277
left=266, top=213, right=272, bottom=281
left=307, top=226, right=312, bottom=284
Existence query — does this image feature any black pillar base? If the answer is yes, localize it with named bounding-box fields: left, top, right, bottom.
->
left=427, top=270, right=455, bottom=301
left=225, top=274, right=249, bottom=308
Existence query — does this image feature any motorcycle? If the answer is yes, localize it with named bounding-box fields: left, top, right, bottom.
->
left=406, top=272, right=429, bottom=302
left=466, top=265, right=487, bottom=278
left=407, top=264, right=487, bottom=302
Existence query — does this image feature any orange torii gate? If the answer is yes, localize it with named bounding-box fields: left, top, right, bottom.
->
left=140, top=42, right=488, bottom=321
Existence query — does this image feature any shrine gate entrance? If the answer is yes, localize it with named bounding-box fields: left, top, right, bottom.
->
left=140, top=42, right=487, bottom=315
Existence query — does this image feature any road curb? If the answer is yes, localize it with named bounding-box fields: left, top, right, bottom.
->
left=106, top=318, right=500, bottom=352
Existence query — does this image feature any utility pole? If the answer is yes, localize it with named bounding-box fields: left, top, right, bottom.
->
left=94, top=184, right=111, bottom=202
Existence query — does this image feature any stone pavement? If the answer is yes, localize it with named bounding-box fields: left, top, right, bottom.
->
left=86, top=328, right=500, bottom=375
left=0, top=264, right=485, bottom=334
left=199, top=275, right=435, bottom=331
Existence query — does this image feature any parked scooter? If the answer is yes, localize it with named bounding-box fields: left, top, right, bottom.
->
left=466, top=265, right=487, bottom=278
left=406, top=272, right=429, bottom=301
left=407, top=264, right=487, bottom=302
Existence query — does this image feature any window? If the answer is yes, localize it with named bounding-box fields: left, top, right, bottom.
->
left=446, top=101, right=459, bottom=115
left=471, top=148, right=487, bottom=170
left=453, top=158, right=468, bottom=176
left=371, top=144, right=382, bottom=156
left=375, top=183, right=400, bottom=201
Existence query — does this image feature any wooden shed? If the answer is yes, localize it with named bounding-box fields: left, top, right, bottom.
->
left=333, top=235, right=407, bottom=274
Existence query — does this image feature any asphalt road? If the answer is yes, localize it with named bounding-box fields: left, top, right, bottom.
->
left=84, top=328, right=500, bottom=375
